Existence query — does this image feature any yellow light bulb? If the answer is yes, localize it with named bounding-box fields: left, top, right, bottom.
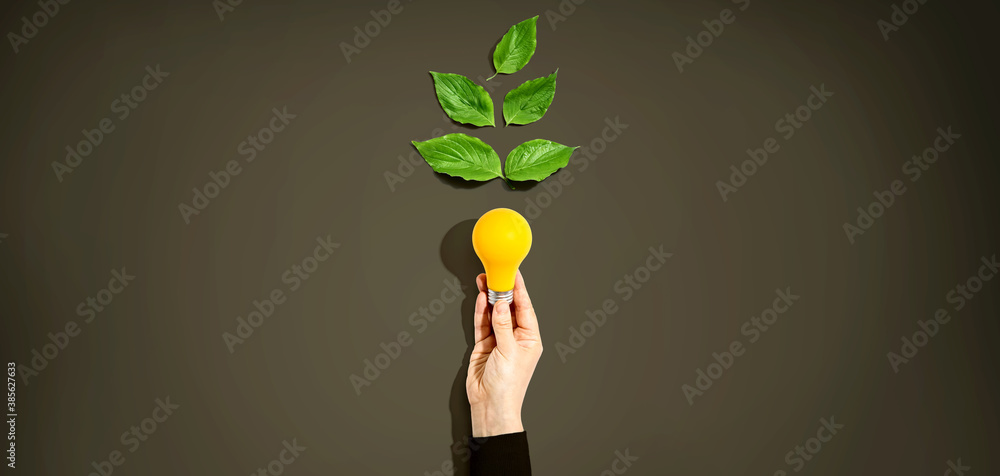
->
left=472, top=208, right=532, bottom=304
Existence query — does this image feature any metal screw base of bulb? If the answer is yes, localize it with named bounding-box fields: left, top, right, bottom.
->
left=487, top=289, right=513, bottom=305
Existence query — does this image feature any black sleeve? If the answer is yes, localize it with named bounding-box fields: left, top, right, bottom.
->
left=469, top=431, right=532, bottom=476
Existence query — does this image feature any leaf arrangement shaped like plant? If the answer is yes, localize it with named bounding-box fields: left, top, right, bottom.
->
left=412, top=15, right=576, bottom=189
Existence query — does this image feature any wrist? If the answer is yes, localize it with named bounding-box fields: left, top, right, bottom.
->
left=470, top=402, right=523, bottom=437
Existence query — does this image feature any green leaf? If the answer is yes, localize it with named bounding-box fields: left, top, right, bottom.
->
left=412, top=134, right=503, bottom=181
left=488, top=16, right=538, bottom=80
left=429, top=72, right=495, bottom=127
left=503, top=69, right=558, bottom=126
left=504, top=139, right=578, bottom=182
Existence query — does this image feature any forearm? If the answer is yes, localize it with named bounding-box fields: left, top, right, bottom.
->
left=471, top=403, right=523, bottom=437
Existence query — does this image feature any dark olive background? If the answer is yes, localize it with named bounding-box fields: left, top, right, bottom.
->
left=1, top=0, right=998, bottom=474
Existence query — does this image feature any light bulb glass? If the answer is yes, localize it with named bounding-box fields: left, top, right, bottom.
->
left=472, top=208, right=532, bottom=304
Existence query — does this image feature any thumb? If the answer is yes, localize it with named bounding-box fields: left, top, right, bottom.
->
left=491, top=300, right=517, bottom=356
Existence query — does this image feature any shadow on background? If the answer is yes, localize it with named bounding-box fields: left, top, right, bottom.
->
left=440, top=218, right=480, bottom=476
left=508, top=179, right=541, bottom=191
left=433, top=172, right=542, bottom=192
left=485, top=36, right=499, bottom=78
left=434, top=172, right=488, bottom=190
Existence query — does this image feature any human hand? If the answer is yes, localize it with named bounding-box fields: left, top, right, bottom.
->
left=466, top=270, right=543, bottom=437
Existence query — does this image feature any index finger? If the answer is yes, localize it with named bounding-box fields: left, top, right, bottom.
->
left=476, top=273, right=487, bottom=294
left=473, top=274, right=491, bottom=343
